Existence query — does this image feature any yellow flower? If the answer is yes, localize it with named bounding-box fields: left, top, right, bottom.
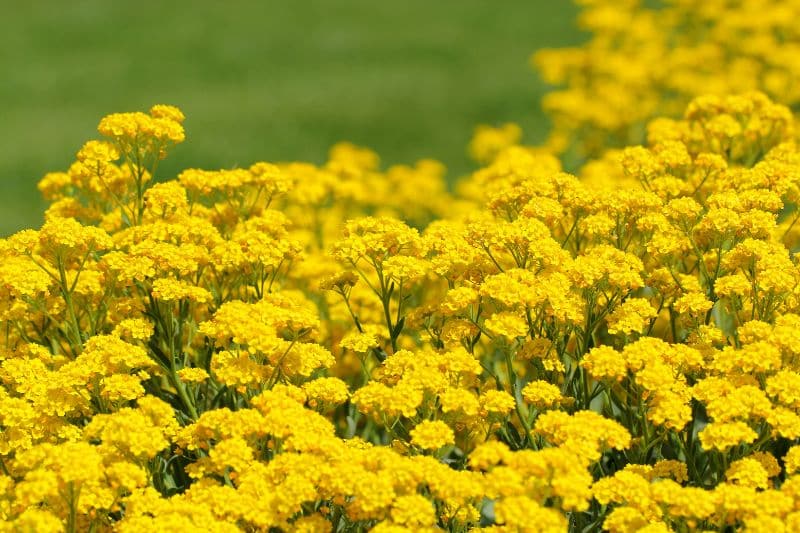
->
left=99, top=373, right=146, bottom=402
left=151, top=277, right=213, bottom=303
left=494, top=496, right=567, bottom=532
left=409, top=420, right=454, bottom=451
left=484, top=311, right=528, bottom=339
left=302, top=377, right=350, bottom=406
left=112, top=318, right=154, bottom=341
left=726, top=457, right=770, bottom=489
left=340, top=331, right=379, bottom=353
left=785, top=446, right=800, bottom=475
left=99, top=108, right=185, bottom=144
left=382, top=256, right=430, bottom=282
left=521, top=380, right=563, bottom=409
left=582, top=345, right=627, bottom=382
left=479, top=390, right=516, bottom=417
left=606, top=298, right=657, bottom=336
left=674, top=292, right=713, bottom=317
left=468, top=123, right=522, bottom=164
left=177, top=367, right=210, bottom=383
left=390, top=494, right=437, bottom=527
left=699, top=421, right=758, bottom=452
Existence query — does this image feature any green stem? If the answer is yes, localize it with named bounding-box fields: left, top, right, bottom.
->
left=66, top=482, right=79, bottom=533
left=504, top=350, right=532, bottom=447
left=56, top=255, right=84, bottom=352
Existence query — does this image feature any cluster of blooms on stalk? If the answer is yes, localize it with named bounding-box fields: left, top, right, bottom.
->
left=3, top=90, right=800, bottom=532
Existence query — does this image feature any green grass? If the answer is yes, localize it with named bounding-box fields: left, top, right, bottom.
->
left=0, top=0, right=581, bottom=235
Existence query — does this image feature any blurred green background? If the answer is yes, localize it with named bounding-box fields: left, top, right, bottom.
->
left=1, top=1, right=581, bottom=235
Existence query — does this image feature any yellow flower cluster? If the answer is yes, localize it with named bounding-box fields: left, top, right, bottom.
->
left=532, top=0, right=800, bottom=164
left=5, top=88, right=800, bottom=531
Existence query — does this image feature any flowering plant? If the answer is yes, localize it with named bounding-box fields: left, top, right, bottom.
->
left=5, top=2, right=800, bottom=531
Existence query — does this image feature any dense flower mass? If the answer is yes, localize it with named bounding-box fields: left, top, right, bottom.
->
left=6, top=3, right=800, bottom=531
left=532, top=0, right=800, bottom=166
left=3, top=89, right=800, bottom=531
